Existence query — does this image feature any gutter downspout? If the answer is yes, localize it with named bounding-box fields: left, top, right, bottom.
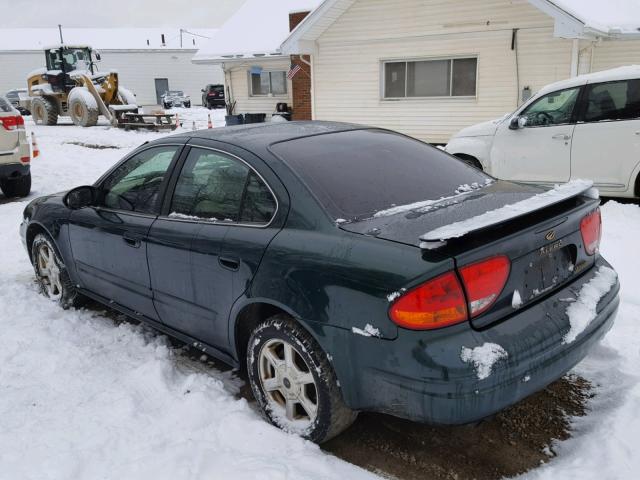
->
left=298, top=52, right=315, bottom=120
left=570, top=39, right=579, bottom=77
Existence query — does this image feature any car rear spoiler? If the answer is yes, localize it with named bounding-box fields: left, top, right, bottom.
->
left=419, top=180, right=597, bottom=250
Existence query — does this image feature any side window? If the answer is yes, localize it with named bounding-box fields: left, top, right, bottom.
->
left=583, top=80, right=640, bottom=122
left=101, top=146, right=178, bottom=214
left=520, top=87, right=580, bottom=127
left=170, top=148, right=249, bottom=222
left=239, top=172, right=277, bottom=224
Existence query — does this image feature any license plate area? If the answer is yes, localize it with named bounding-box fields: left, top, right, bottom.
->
left=522, top=244, right=577, bottom=302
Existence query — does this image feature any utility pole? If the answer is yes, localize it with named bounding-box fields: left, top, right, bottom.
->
left=58, top=24, right=64, bottom=44
left=180, top=28, right=183, bottom=48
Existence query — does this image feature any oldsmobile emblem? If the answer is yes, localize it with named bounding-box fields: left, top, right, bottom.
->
left=545, top=230, right=556, bottom=241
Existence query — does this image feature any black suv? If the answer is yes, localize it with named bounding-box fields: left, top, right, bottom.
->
left=201, top=84, right=225, bottom=109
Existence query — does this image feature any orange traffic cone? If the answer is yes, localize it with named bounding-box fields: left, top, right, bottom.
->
left=207, top=114, right=213, bottom=129
left=31, top=132, right=40, bottom=159
left=192, top=121, right=197, bottom=131
left=174, top=113, right=180, bottom=128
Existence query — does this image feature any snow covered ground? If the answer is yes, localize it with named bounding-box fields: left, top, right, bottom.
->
left=1, top=109, right=639, bottom=479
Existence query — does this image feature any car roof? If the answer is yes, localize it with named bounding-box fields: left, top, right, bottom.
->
left=169, top=121, right=367, bottom=153
left=537, top=65, right=640, bottom=96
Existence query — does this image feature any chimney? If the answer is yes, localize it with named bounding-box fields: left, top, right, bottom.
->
left=289, top=11, right=312, bottom=121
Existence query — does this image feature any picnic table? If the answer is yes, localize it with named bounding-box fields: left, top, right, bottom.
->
left=116, top=112, right=177, bottom=131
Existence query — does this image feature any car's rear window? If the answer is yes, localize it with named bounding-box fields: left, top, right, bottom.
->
left=271, top=129, right=490, bottom=221
left=0, top=96, right=13, bottom=113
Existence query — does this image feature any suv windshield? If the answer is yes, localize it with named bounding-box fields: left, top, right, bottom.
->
left=271, top=129, right=490, bottom=221
left=167, top=91, right=183, bottom=96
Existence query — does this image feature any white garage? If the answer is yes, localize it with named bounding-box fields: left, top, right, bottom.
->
left=0, top=28, right=224, bottom=105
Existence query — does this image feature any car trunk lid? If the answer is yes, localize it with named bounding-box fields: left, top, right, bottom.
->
left=341, top=180, right=600, bottom=329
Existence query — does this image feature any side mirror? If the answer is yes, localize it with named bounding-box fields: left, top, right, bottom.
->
left=94, top=52, right=101, bottom=61
left=509, top=116, right=527, bottom=130
left=64, top=185, right=98, bottom=210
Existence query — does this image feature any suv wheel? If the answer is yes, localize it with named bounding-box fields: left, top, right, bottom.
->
left=0, top=172, right=31, bottom=198
left=247, top=314, right=357, bottom=443
left=32, top=234, right=84, bottom=309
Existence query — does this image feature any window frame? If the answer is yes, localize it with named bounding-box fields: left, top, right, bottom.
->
left=93, top=143, right=184, bottom=217
left=248, top=70, right=289, bottom=97
left=518, top=86, right=583, bottom=129
left=381, top=55, right=479, bottom=100
left=576, top=79, right=640, bottom=125
left=160, top=145, right=279, bottom=228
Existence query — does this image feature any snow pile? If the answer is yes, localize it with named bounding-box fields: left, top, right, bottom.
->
left=551, top=0, right=640, bottom=35
left=460, top=343, right=509, bottom=380
left=351, top=324, right=381, bottom=338
left=422, top=179, right=593, bottom=242
left=563, top=266, right=618, bottom=344
left=512, top=289, right=523, bottom=309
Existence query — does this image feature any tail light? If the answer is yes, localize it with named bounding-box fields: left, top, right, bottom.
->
left=389, top=255, right=510, bottom=330
left=580, top=208, right=601, bottom=255
left=389, top=272, right=467, bottom=330
left=459, top=255, right=511, bottom=317
left=0, top=115, right=25, bottom=131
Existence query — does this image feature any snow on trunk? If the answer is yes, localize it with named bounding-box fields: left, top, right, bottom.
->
left=421, top=179, right=593, bottom=242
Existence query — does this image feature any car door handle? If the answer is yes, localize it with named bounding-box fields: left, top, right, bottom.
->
left=122, top=233, right=142, bottom=248
left=552, top=134, right=571, bottom=140
left=219, top=256, right=240, bottom=271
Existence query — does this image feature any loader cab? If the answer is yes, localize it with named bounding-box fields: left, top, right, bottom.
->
left=45, top=46, right=95, bottom=76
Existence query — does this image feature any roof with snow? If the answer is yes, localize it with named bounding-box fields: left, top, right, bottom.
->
left=192, top=0, right=322, bottom=64
left=0, top=28, right=217, bottom=51
left=281, top=0, right=640, bottom=55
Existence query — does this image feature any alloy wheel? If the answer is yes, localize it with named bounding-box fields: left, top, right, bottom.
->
left=37, top=243, right=63, bottom=300
left=258, top=338, right=319, bottom=424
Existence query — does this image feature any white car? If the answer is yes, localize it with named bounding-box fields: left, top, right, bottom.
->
left=0, top=95, right=31, bottom=198
left=446, top=66, right=640, bottom=199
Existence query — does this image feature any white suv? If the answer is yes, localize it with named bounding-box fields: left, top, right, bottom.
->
left=446, top=66, right=640, bottom=199
left=0, top=95, right=31, bottom=198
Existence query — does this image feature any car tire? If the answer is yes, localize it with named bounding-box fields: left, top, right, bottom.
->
left=185, top=102, right=191, bottom=108
left=31, top=233, right=84, bottom=309
left=31, top=97, right=58, bottom=126
left=247, top=314, right=357, bottom=443
left=68, top=87, right=99, bottom=127
left=0, top=172, right=31, bottom=198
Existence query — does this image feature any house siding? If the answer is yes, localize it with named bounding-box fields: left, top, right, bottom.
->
left=224, top=59, right=293, bottom=115
left=591, top=39, right=640, bottom=72
left=0, top=50, right=222, bottom=106
left=311, top=0, right=638, bottom=143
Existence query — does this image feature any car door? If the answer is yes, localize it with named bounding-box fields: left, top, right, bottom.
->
left=490, top=86, right=581, bottom=184
left=571, top=79, right=640, bottom=193
left=68, top=144, right=182, bottom=319
left=147, top=142, right=281, bottom=350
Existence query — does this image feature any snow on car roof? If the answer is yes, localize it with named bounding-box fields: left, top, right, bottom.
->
left=550, top=0, right=640, bottom=36
left=0, top=28, right=216, bottom=51
left=192, top=0, right=322, bottom=62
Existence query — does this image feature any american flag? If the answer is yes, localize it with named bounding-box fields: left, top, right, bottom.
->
left=287, top=64, right=302, bottom=79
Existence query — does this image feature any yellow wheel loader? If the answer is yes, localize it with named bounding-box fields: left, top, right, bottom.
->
left=25, top=45, right=138, bottom=127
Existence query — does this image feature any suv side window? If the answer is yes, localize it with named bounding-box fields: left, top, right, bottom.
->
left=583, top=79, right=640, bottom=122
left=520, top=87, right=580, bottom=127
left=170, top=148, right=249, bottom=222
left=101, top=145, right=179, bottom=214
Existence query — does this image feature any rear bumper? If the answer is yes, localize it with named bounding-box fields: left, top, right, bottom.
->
left=0, top=162, right=30, bottom=179
left=326, top=256, right=619, bottom=424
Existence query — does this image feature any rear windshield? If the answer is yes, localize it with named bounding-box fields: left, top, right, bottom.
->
left=271, top=129, right=490, bottom=221
left=0, top=96, right=13, bottom=113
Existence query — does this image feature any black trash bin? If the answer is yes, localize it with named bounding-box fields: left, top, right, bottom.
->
left=244, top=113, right=266, bottom=124
left=225, top=114, right=244, bottom=126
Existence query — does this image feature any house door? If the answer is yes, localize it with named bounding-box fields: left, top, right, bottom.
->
left=154, top=78, right=169, bottom=105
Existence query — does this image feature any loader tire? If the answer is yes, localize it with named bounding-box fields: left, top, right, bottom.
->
left=118, top=87, right=137, bottom=106
left=68, top=87, right=99, bottom=127
left=31, top=97, right=58, bottom=126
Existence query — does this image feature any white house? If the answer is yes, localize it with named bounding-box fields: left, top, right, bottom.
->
left=0, top=28, right=224, bottom=105
left=192, top=0, right=322, bottom=119
left=280, top=0, right=640, bottom=143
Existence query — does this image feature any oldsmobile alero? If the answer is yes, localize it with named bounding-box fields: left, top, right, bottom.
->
left=20, top=121, right=619, bottom=442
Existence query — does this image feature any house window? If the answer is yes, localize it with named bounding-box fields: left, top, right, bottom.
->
left=383, top=57, right=477, bottom=98
left=249, top=71, right=287, bottom=96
